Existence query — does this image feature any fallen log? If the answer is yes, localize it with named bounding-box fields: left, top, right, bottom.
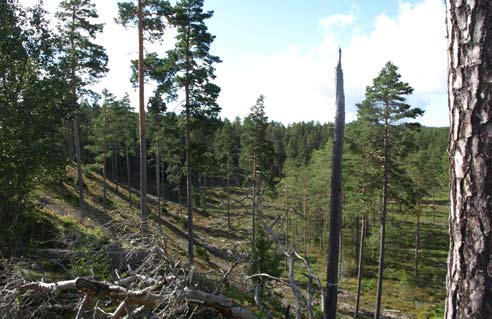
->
left=18, top=277, right=256, bottom=319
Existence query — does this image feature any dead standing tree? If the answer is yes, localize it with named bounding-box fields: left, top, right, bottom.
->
left=445, top=0, right=492, bottom=317
left=326, top=48, right=346, bottom=319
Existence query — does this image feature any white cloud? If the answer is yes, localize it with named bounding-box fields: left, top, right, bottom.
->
left=320, top=13, right=354, bottom=29
left=217, top=0, right=448, bottom=126
left=18, top=0, right=448, bottom=126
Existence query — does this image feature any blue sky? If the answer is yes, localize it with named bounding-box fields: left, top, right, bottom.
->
left=20, top=0, right=448, bottom=126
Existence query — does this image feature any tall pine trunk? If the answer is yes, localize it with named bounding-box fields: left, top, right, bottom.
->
left=354, top=217, right=366, bottom=319
left=137, top=0, right=148, bottom=232
left=251, top=153, right=257, bottom=250
left=325, top=48, right=345, bottom=319
left=414, top=178, right=420, bottom=277
left=74, top=115, right=85, bottom=218
left=227, top=159, right=231, bottom=229
left=102, top=106, right=107, bottom=212
left=374, top=115, right=389, bottom=319
left=156, top=137, right=161, bottom=233
left=445, top=0, right=492, bottom=317
left=185, top=23, right=194, bottom=265
left=125, top=109, right=132, bottom=207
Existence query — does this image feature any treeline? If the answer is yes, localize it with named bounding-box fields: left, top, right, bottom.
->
left=62, top=94, right=335, bottom=206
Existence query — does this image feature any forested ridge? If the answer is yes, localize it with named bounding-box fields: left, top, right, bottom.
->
left=1, top=0, right=490, bottom=318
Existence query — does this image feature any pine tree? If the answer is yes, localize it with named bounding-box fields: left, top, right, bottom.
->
left=214, top=119, right=239, bottom=229
left=117, top=0, right=172, bottom=232
left=170, top=0, right=221, bottom=264
left=242, top=95, right=272, bottom=250
left=56, top=0, right=108, bottom=219
left=357, top=61, right=423, bottom=319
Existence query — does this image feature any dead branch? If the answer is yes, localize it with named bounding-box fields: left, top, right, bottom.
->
left=17, top=276, right=256, bottom=319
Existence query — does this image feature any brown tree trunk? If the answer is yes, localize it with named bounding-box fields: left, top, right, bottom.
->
left=374, top=114, right=389, bottom=319
left=227, top=159, right=231, bottom=229
left=137, top=0, right=148, bottom=232
left=354, top=217, right=366, bottom=319
left=125, top=116, right=132, bottom=207
left=156, top=137, right=161, bottom=233
left=303, top=179, right=307, bottom=255
left=252, top=153, right=257, bottom=250
left=102, top=105, right=107, bottom=212
left=445, top=0, right=492, bottom=317
left=115, top=146, right=119, bottom=192
left=325, top=48, right=345, bottom=319
left=185, top=83, right=193, bottom=265
left=414, top=179, right=420, bottom=278
left=183, top=24, right=197, bottom=266
left=74, top=115, right=85, bottom=219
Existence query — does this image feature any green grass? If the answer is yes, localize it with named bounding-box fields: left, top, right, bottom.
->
left=21, top=165, right=450, bottom=318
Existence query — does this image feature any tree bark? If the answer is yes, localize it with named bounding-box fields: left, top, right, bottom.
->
left=156, top=137, right=161, bottom=233
left=445, top=0, right=492, bottom=317
left=125, top=109, right=132, bottom=207
left=303, top=179, right=307, bottom=255
left=414, top=179, right=420, bottom=278
left=374, top=115, right=389, bottom=319
left=102, top=105, right=107, bottom=212
left=252, top=153, right=257, bottom=250
left=137, top=0, right=148, bottom=232
left=227, top=159, right=231, bottom=229
left=354, top=217, right=366, bottom=319
left=325, top=48, right=345, bottom=319
left=74, top=115, right=85, bottom=218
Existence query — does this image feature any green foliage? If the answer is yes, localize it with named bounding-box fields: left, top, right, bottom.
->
left=56, top=0, right=108, bottom=95
left=195, top=245, right=209, bottom=262
left=248, top=227, right=283, bottom=297
left=69, top=250, right=111, bottom=280
left=0, top=1, right=71, bottom=253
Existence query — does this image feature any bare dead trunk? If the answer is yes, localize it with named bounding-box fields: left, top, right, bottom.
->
left=137, top=0, right=148, bottom=232
left=445, top=0, right=492, bottom=317
left=325, top=48, right=345, bottom=319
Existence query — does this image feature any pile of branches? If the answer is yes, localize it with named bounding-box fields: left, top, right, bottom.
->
left=0, top=235, right=254, bottom=319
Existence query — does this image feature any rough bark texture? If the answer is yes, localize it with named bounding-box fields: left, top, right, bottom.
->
left=325, top=48, right=345, bottom=319
left=445, top=0, right=492, bottom=318
left=138, top=0, right=148, bottom=232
